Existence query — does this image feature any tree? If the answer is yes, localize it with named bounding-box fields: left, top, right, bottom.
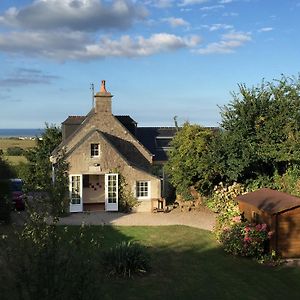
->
left=22, top=124, right=69, bottom=216
left=165, top=122, right=215, bottom=198
left=218, top=75, right=300, bottom=184
left=0, top=154, right=14, bottom=223
left=24, top=124, right=62, bottom=190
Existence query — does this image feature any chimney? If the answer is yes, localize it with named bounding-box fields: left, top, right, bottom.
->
left=94, top=80, right=113, bottom=114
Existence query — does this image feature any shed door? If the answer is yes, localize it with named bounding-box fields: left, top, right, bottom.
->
left=105, top=173, right=118, bottom=211
left=277, top=209, right=300, bottom=258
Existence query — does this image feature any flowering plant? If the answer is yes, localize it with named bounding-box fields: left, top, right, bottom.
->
left=219, top=217, right=271, bottom=257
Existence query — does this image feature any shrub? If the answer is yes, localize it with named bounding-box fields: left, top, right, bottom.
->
left=219, top=220, right=271, bottom=258
left=6, top=146, right=25, bottom=156
left=0, top=205, right=102, bottom=300
left=205, top=183, right=245, bottom=240
left=119, top=190, right=140, bottom=213
left=103, top=241, right=151, bottom=278
left=0, top=180, right=12, bottom=224
left=205, top=182, right=245, bottom=214
left=111, top=170, right=140, bottom=213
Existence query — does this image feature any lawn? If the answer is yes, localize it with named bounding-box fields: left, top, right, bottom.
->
left=1, top=225, right=300, bottom=299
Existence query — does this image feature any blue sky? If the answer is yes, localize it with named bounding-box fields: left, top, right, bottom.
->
left=0, top=0, right=299, bottom=128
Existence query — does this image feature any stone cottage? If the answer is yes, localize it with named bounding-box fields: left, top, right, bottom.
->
left=51, top=81, right=177, bottom=213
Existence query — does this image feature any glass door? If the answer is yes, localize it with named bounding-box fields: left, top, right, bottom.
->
left=105, top=173, right=118, bottom=211
left=69, top=174, right=83, bottom=212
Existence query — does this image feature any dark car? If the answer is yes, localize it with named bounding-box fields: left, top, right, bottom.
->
left=10, top=179, right=25, bottom=211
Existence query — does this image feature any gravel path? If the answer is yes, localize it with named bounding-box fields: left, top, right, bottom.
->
left=58, top=209, right=216, bottom=231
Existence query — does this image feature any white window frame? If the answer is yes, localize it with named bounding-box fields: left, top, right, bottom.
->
left=136, top=181, right=151, bottom=199
left=91, top=143, right=100, bottom=157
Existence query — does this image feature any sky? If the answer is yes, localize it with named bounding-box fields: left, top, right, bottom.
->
left=0, top=0, right=299, bottom=129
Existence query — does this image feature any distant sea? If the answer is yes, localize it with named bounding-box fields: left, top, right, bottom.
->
left=0, top=129, right=44, bottom=138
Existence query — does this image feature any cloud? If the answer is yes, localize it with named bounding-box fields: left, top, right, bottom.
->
left=195, top=31, right=251, bottom=54
left=0, top=0, right=147, bottom=31
left=0, top=31, right=201, bottom=60
left=200, top=5, right=224, bottom=10
left=258, top=27, right=273, bottom=32
left=222, top=12, right=239, bottom=17
left=179, top=0, right=208, bottom=7
left=82, top=33, right=201, bottom=58
left=0, top=68, right=60, bottom=86
left=151, top=0, right=174, bottom=8
left=219, top=0, right=232, bottom=3
left=162, top=17, right=190, bottom=27
left=202, top=23, right=234, bottom=31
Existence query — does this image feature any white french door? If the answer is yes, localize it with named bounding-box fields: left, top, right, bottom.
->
left=69, top=174, right=83, bottom=213
left=105, top=173, right=118, bottom=211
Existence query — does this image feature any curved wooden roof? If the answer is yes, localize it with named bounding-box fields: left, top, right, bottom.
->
left=236, top=188, right=300, bottom=214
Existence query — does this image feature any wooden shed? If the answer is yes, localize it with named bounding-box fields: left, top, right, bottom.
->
left=236, top=188, right=300, bottom=258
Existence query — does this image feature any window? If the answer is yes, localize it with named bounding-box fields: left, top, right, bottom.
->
left=155, top=137, right=172, bottom=150
left=91, top=143, right=100, bottom=157
left=136, top=181, right=150, bottom=199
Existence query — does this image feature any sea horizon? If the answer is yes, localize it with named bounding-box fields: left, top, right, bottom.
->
left=0, top=128, right=44, bottom=138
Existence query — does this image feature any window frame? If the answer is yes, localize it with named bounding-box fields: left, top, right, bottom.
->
left=136, top=181, right=151, bottom=199
left=90, top=143, right=100, bottom=158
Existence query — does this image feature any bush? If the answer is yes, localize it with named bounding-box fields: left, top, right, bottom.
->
left=103, top=241, right=151, bottom=278
left=0, top=205, right=102, bottom=300
left=119, top=190, right=139, bottom=213
left=6, top=146, right=25, bottom=156
left=219, top=220, right=271, bottom=258
left=112, top=170, right=140, bottom=213
left=205, top=182, right=245, bottom=214
left=0, top=180, right=12, bottom=224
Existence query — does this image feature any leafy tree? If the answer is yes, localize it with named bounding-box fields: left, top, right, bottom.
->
left=218, top=75, right=300, bottom=184
left=165, top=122, right=215, bottom=198
left=22, top=124, right=69, bottom=216
left=24, top=124, right=62, bottom=190
left=49, top=150, right=69, bottom=216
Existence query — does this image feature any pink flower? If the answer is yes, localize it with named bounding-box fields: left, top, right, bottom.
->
left=255, top=224, right=262, bottom=231
left=223, top=226, right=230, bottom=231
left=232, top=216, right=241, bottom=223
left=244, top=236, right=252, bottom=242
left=244, top=227, right=251, bottom=233
left=261, top=224, right=267, bottom=231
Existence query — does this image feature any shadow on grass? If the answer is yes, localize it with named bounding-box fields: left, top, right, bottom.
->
left=1, top=225, right=300, bottom=300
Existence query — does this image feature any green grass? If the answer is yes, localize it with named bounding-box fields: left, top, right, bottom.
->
left=4, top=155, right=28, bottom=165
left=0, top=138, right=35, bottom=165
left=0, top=138, right=36, bottom=151
left=1, top=225, right=300, bottom=299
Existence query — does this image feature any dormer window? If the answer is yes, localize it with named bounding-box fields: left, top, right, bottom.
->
left=155, top=137, right=172, bottom=151
left=91, top=143, right=100, bottom=157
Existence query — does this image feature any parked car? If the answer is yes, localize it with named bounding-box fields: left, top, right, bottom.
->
left=9, top=179, right=25, bottom=211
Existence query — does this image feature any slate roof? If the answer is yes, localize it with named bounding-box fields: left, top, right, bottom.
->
left=102, top=132, right=151, bottom=169
left=136, top=127, right=178, bottom=162
left=114, top=115, right=137, bottom=136
left=236, top=188, right=300, bottom=214
left=115, top=115, right=137, bottom=125
left=62, top=116, right=86, bottom=125
left=62, top=114, right=218, bottom=163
